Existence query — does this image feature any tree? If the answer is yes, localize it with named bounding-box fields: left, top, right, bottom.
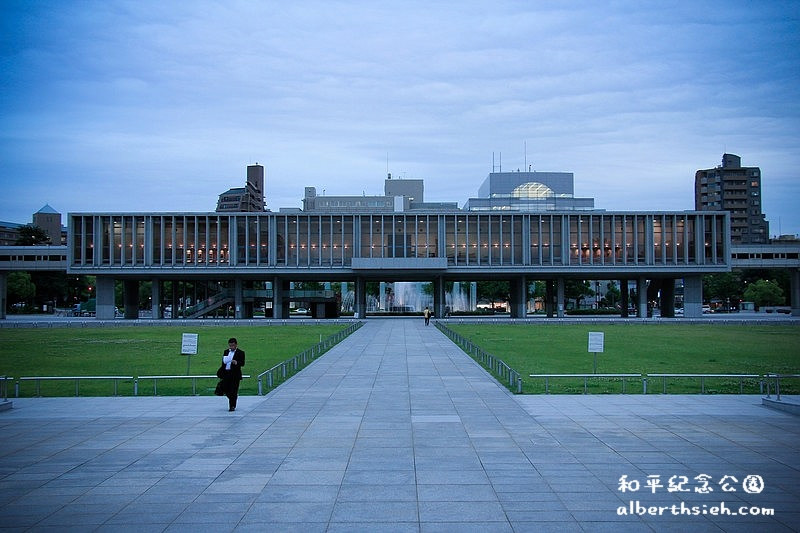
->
left=477, top=280, right=509, bottom=309
left=527, top=281, right=546, bottom=300
left=30, top=272, right=69, bottom=308
left=604, top=281, right=621, bottom=308
left=743, top=279, right=785, bottom=308
left=703, top=272, right=743, bottom=306
left=7, top=272, right=36, bottom=308
left=565, top=280, right=593, bottom=309
left=15, top=225, right=51, bottom=245
left=294, top=281, right=326, bottom=290
left=741, top=268, right=790, bottom=299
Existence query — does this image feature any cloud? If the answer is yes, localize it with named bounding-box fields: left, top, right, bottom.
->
left=0, top=0, right=798, bottom=234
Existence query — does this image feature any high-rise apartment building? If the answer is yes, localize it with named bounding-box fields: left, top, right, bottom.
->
left=695, top=154, right=769, bottom=244
left=216, top=164, right=266, bottom=212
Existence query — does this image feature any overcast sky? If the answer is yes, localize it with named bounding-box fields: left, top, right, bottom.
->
left=2, top=1, right=799, bottom=235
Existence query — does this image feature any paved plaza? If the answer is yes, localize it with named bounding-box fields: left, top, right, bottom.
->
left=1, top=318, right=798, bottom=532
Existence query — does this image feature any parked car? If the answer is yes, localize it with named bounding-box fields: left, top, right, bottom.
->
left=702, top=304, right=711, bottom=314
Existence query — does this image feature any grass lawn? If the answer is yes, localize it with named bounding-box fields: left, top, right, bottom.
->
left=445, top=323, right=800, bottom=394
left=0, top=324, right=350, bottom=397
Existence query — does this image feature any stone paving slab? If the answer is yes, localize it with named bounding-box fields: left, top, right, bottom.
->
left=0, top=318, right=798, bottom=532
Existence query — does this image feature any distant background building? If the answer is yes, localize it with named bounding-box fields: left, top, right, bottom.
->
left=33, top=204, right=64, bottom=244
left=0, top=205, right=66, bottom=245
left=695, top=154, right=769, bottom=244
left=216, top=164, right=266, bottom=212
left=302, top=174, right=457, bottom=213
left=0, top=221, right=23, bottom=246
left=463, top=171, right=595, bottom=211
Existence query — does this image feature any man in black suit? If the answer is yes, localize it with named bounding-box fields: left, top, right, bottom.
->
left=220, top=337, right=245, bottom=411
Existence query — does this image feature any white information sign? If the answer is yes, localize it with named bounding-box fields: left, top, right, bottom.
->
left=181, top=333, right=199, bottom=355
left=588, top=332, right=604, bottom=353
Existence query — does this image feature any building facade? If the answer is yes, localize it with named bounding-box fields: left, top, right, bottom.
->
left=302, top=175, right=456, bottom=213
left=464, top=171, right=595, bottom=211
left=65, top=210, right=731, bottom=320
left=0, top=221, right=23, bottom=246
left=695, top=154, right=769, bottom=244
left=216, top=164, right=266, bottom=212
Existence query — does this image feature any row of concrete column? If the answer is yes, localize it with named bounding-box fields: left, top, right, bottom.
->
left=347, top=275, right=695, bottom=320
left=7, top=270, right=799, bottom=320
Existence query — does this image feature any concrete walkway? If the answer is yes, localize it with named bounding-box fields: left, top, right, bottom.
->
left=0, top=319, right=798, bottom=532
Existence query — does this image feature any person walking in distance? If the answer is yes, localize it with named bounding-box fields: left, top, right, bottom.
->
left=220, top=337, right=245, bottom=411
left=423, top=306, right=431, bottom=326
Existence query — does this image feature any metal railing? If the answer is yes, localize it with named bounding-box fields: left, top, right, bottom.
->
left=647, top=373, right=760, bottom=394
left=436, top=322, right=523, bottom=393
left=440, top=323, right=783, bottom=396
left=527, top=373, right=762, bottom=394
left=135, top=374, right=249, bottom=396
left=257, top=321, right=363, bottom=395
left=16, top=376, right=133, bottom=397
left=764, top=374, right=800, bottom=401
left=6, top=322, right=363, bottom=398
left=528, top=373, right=642, bottom=394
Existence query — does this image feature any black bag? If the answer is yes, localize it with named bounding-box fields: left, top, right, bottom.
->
left=216, top=364, right=226, bottom=379
left=214, top=380, right=225, bottom=396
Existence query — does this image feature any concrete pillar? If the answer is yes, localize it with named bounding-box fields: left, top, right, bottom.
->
left=96, top=276, right=115, bottom=320
left=620, top=279, right=629, bottom=318
left=123, top=280, right=138, bottom=319
left=545, top=280, right=554, bottom=318
left=661, top=279, right=676, bottom=318
left=509, top=276, right=526, bottom=318
left=0, top=272, right=6, bottom=320
left=433, top=276, right=446, bottom=318
left=792, top=269, right=800, bottom=317
left=556, top=278, right=565, bottom=318
left=340, top=281, right=349, bottom=314
left=683, top=275, right=703, bottom=318
left=234, top=279, right=244, bottom=319
left=379, top=281, right=387, bottom=311
left=470, top=281, right=477, bottom=311
left=171, top=283, right=179, bottom=319
left=637, top=277, right=648, bottom=318
left=355, top=277, right=367, bottom=318
left=272, top=276, right=285, bottom=319
left=151, top=279, right=162, bottom=319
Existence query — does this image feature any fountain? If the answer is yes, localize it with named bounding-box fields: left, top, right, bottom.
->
left=339, top=281, right=475, bottom=314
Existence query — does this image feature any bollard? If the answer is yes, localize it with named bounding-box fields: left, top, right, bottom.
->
left=642, top=377, right=647, bottom=395
left=134, top=378, right=138, bottom=396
